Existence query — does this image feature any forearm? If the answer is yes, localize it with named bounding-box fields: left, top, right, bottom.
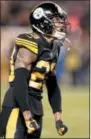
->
left=48, top=84, right=62, bottom=113
left=13, top=68, right=30, bottom=112
left=46, top=74, right=62, bottom=114
left=13, top=68, right=33, bottom=121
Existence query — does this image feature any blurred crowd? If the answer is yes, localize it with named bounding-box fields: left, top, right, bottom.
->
left=1, top=0, right=90, bottom=86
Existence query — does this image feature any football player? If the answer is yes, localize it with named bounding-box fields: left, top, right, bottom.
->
left=0, top=1, right=71, bottom=138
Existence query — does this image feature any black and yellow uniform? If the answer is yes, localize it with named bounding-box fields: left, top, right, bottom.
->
left=0, top=33, right=61, bottom=138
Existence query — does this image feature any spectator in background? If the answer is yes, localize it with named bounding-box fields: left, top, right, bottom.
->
left=1, top=1, right=11, bottom=25
left=65, top=10, right=89, bottom=86
left=56, top=40, right=71, bottom=82
left=56, top=46, right=67, bottom=82
left=9, top=3, right=29, bottom=26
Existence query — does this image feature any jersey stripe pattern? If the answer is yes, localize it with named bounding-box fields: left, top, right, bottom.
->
left=16, top=36, right=38, bottom=54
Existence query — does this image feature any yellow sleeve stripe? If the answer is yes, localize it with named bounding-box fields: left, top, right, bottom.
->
left=16, top=38, right=38, bottom=48
left=16, top=39, right=38, bottom=49
left=16, top=41, right=38, bottom=54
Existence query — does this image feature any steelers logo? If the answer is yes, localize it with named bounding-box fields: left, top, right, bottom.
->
left=33, top=7, right=44, bottom=19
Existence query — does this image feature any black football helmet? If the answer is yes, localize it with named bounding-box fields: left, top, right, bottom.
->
left=29, top=1, right=70, bottom=37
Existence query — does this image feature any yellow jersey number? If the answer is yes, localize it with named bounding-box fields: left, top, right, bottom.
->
left=29, top=60, right=56, bottom=89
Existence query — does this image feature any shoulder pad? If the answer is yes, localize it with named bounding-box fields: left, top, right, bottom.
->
left=15, top=33, right=38, bottom=54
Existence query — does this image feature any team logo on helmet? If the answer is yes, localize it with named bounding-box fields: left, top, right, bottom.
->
left=33, top=7, right=44, bottom=19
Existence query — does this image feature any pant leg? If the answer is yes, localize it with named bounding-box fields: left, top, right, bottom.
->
left=26, top=115, right=43, bottom=139
left=0, top=106, right=26, bottom=138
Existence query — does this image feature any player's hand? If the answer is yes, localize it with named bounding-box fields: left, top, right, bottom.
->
left=25, top=119, right=40, bottom=134
left=56, top=120, right=68, bottom=136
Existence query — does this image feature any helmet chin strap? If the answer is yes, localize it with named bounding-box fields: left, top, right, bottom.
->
left=32, top=24, right=66, bottom=41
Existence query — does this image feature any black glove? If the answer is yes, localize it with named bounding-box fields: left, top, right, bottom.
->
left=25, top=119, right=40, bottom=134
left=56, top=120, right=68, bottom=136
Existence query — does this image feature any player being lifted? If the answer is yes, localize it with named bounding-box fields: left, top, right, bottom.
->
left=0, top=1, right=71, bottom=138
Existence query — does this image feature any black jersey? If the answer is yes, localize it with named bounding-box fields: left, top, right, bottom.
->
left=3, top=33, right=60, bottom=115
left=9, top=33, right=60, bottom=91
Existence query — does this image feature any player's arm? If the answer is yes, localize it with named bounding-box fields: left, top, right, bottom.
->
left=46, top=72, right=68, bottom=136
left=14, top=47, right=36, bottom=118
left=13, top=47, right=39, bottom=133
left=13, top=34, right=38, bottom=118
left=46, top=72, right=62, bottom=119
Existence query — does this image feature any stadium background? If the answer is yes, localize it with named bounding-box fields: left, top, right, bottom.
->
left=1, top=0, right=90, bottom=138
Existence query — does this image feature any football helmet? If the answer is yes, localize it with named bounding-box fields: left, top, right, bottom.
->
left=29, top=1, right=70, bottom=40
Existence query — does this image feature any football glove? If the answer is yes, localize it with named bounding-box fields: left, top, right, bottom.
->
left=25, top=119, right=40, bottom=134
left=56, top=120, right=68, bottom=136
